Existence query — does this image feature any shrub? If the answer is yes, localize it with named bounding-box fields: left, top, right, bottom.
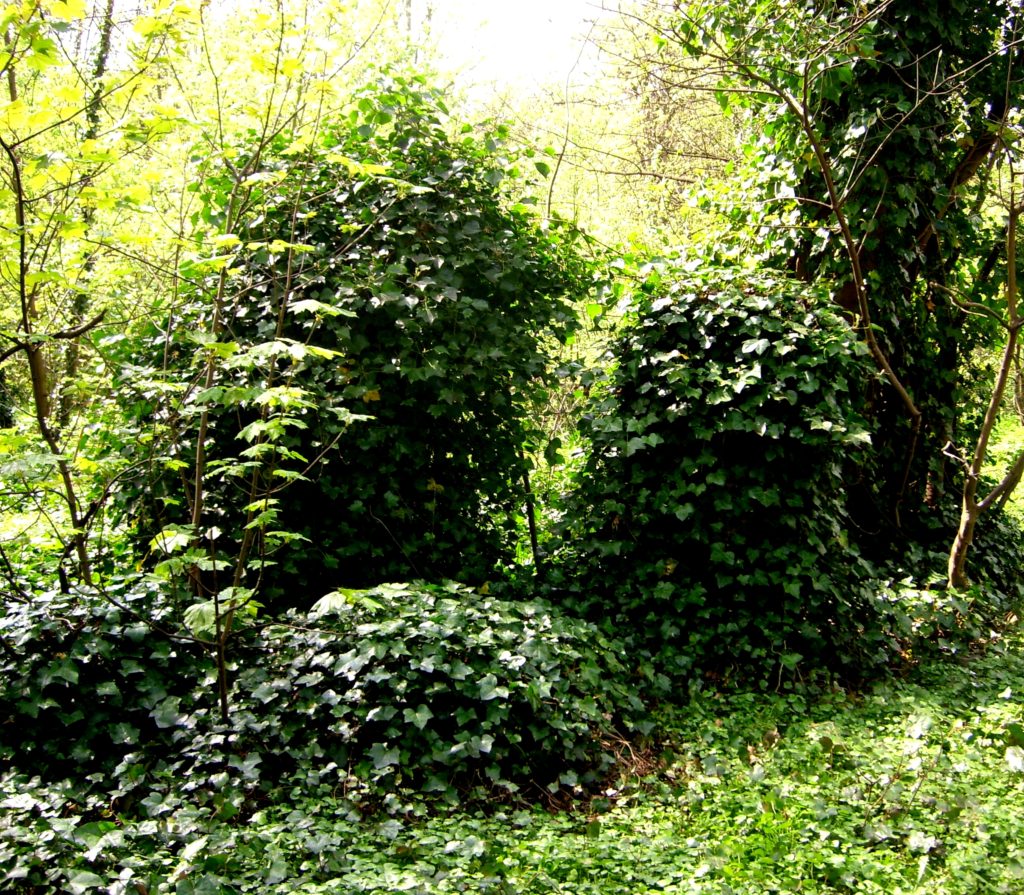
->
left=0, top=580, right=209, bottom=781
left=0, top=581, right=642, bottom=811
left=552, top=263, right=879, bottom=677
left=222, top=581, right=643, bottom=805
left=112, top=73, right=591, bottom=606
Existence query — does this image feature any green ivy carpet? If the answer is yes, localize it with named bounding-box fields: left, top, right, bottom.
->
left=4, top=609, right=1024, bottom=893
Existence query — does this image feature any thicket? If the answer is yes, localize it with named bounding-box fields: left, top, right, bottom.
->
left=0, top=581, right=637, bottom=816
left=552, top=266, right=874, bottom=671
left=644, top=0, right=1024, bottom=588
left=114, top=76, right=590, bottom=604
left=523, top=0, right=1024, bottom=686
left=0, top=66, right=634, bottom=816
left=6, top=620, right=1024, bottom=893
left=549, top=262, right=1024, bottom=679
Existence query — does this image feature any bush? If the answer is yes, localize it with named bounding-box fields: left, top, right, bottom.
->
left=0, top=580, right=209, bottom=782
left=552, top=263, right=879, bottom=677
left=0, top=581, right=642, bottom=812
left=222, top=582, right=642, bottom=805
left=112, top=72, right=591, bottom=605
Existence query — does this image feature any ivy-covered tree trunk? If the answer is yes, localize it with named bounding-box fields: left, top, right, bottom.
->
left=796, top=2, right=1016, bottom=532
left=639, top=0, right=1022, bottom=552
left=115, top=75, right=590, bottom=607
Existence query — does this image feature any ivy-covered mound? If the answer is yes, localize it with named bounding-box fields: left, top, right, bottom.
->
left=0, top=579, right=207, bottom=782
left=554, top=264, right=879, bottom=677
left=227, top=582, right=642, bottom=804
left=117, top=74, right=590, bottom=602
left=0, top=581, right=640, bottom=812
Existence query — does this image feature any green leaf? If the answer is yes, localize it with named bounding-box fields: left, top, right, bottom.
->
left=150, top=525, right=194, bottom=554
left=183, top=601, right=218, bottom=640
left=369, top=742, right=400, bottom=769
left=43, top=658, right=78, bottom=686
left=66, top=871, right=106, bottom=894
left=404, top=704, right=435, bottom=730
left=478, top=673, right=509, bottom=701
left=110, top=722, right=139, bottom=745
left=289, top=298, right=355, bottom=317
left=73, top=821, right=117, bottom=849
left=311, top=588, right=385, bottom=617
left=150, top=696, right=184, bottom=729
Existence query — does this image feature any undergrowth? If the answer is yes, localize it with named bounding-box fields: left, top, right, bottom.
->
left=4, top=625, right=1024, bottom=893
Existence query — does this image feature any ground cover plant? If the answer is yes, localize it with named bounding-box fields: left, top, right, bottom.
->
left=0, top=580, right=638, bottom=813
left=4, top=628, right=1024, bottom=894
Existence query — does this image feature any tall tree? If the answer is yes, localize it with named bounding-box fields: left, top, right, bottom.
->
left=0, top=0, right=183, bottom=584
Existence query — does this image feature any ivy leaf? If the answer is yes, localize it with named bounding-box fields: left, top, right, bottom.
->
left=625, top=437, right=647, bottom=457
left=66, top=871, right=106, bottom=894
left=181, top=836, right=209, bottom=863
left=369, top=742, right=400, bottom=769
left=150, top=696, right=184, bottom=729
left=109, top=722, right=139, bottom=745
left=478, top=673, right=509, bottom=701
left=404, top=704, right=435, bottom=730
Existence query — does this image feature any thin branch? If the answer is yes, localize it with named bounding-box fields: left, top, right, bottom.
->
left=547, top=20, right=595, bottom=218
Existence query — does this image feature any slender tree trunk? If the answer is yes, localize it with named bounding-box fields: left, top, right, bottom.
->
left=521, top=459, right=542, bottom=575
left=948, top=200, right=1023, bottom=588
left=1, top=29, right=96, bottom=581
left=0, top=133, right=93, bottom=585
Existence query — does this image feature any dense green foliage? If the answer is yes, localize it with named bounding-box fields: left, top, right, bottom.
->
left=116, top=75, right=588, bottom=602
left=0, top=580, right=635, bottom=811
left=2, top=2, right=1024, bottom=892
left=239, top=582, right=640, bottom=800
left=0, top=580, right=204, bottom=781
left=551, top=261, right=1024, bottom=675
left=662, top=0, right=1017, bottom=543
left=5, top=629, right=1024, bottom=893
left=554, top=265, right=878, bottom=671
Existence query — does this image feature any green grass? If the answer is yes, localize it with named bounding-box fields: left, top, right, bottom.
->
left=5, top=632, right=1024, bottom=894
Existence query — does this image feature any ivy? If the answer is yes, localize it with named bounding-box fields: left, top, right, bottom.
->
left=0, top=578, right=640, bottom=815
left=113, top=73, right=592, bottom=605
left=662, top=0, right=1018, bottom=551
left=225, top=581, right=642, bottom=803
left=553, top=263, right=879, bottom=676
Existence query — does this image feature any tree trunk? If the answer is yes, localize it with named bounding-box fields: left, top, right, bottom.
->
left=947, top=200, right=1023, bottom=588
